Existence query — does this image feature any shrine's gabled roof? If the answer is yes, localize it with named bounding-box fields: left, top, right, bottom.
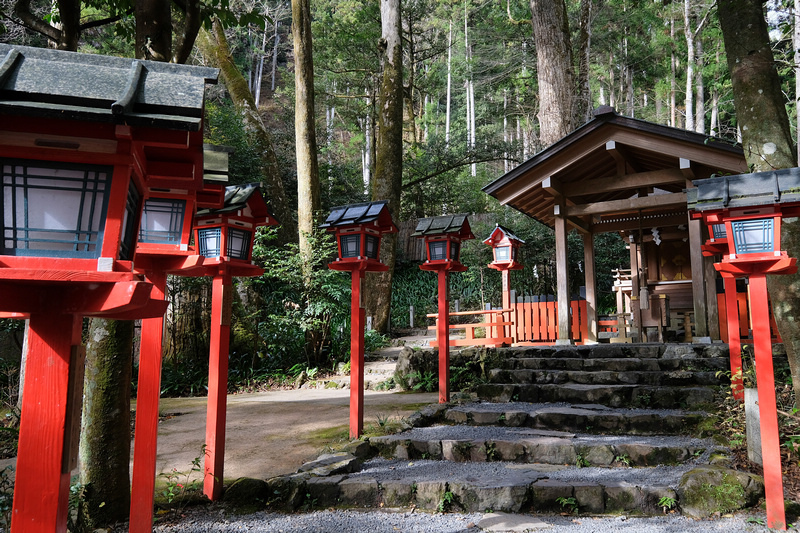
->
left=482, top=106, right=748, bottom=232
left=0, top=44, right=218, bottom=131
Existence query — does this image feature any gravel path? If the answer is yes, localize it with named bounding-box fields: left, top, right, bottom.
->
left=148, top=507, right=768, bottom=533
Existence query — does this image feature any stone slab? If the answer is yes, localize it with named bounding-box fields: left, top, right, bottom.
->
left=478, top=512, right=551, bottom=531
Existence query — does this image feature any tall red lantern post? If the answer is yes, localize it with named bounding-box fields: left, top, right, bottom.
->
left=412, top=215, right=474, bottom=403
left=484, top=224, right=524, bottom=343
left=689, top=168, right=800, bottom=530
left=322, top=201, right=397, bottom=438
left=192, top=183, right=278, bottom=500
left=0, top=44, right=218, bottom=533
left=697, top=221, right=746, bottom=401
left=128, top=147, right=237, bottom=532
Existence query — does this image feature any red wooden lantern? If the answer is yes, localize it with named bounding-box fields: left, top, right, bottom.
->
left=191, top=183, right=277, bottom=501
left=414, top=214, right=474, bottom=273
left=0, top=43, right=218, bottom=533
left=413, top=214, right=474, bottom=403
left=689, top=168, right=800, bottom=531
left=483, top=224, right=524, bottom=271
left=322, top=200, right=397, bottom=272
left=322, top=201, right=397, bottom=438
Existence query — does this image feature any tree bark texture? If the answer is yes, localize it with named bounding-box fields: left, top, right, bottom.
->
left=530, top=0, right=577, bottom=147
left=292, top=0, right=321, bottom=264
left=365, top=0, right=404, bottom=333
left=78, top=319, right=133, bottom=529
left=576, top=0, right=592, bottom=124
left=719, top=0, right=800, bottom=400
left=135, top=0, right=172, bottom=61
left=718, top=0, right=795, bottom=172
left=197, top=19, right=297, bottom=243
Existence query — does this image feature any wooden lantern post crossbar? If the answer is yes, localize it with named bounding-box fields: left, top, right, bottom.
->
left=321, top=201, right=397, bottom=438
left=192, top=183, right=278, bottom=501
left=412, top=215, right=474, bottom=403
left=0, top=44, right=218, bottom=533
left=688, top=168, right=800, bottom=531
left=484, top=224, right=525, bottom=344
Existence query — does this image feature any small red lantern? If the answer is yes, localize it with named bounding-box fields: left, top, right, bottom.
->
left=413, top=214, right=474, bottom=272
left=194, top=183, right=278, bottom=269
left=483, top=224, right=524, bottom=271
left=322, top=201, right=397, bottom=272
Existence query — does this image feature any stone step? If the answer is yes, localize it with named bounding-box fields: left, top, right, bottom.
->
left=276, top=458, right=762, bottom=517
left=443, top=402, right=707, bottom=436
left=489, top=368, right=726, bottom=387
left=496, top=343, right=726, bottom=362
left=476, top=383, right=716, bottom=409
left=369, top=426, right=715, bottom=467
left=504, top=356, right=729, bottom=373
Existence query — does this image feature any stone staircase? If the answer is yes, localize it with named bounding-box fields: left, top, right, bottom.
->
left=260, top=343, right=764, bottom=520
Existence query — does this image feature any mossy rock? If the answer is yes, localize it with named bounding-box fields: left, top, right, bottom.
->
left=677, top=466, right=763, bottom=518
left=223, top=477, right=269, bottom=511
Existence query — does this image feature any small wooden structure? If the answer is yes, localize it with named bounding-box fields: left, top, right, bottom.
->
left=0, top=44, right=218, bottom=533
left=413, top=214, right=473, bottom=403
left=322, top=201, right=397, bottom=437
left=483, top=106, right=748, bottom=343
left=193, top=183, right=278, bottom=500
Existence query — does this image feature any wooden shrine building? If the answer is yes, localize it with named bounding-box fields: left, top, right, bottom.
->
left=483, top=106, right=748, bottom=344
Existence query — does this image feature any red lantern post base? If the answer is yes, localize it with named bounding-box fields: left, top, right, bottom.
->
left=204, top=273, right=233, bottom=501
left=749, top=274, right=786, bottom=530
left=350, top=269, right=365, bottom=438
left=11, top=312, right=82, bottom=533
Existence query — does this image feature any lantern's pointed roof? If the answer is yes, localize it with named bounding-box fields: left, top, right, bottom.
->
left=688, top=167, right=800, bottom=211
left=196, top=183, right=278, bottom=225
left=482, top=224, right=525, bottom=245
left=321, top=201, right=397, bottom=232
left=411, top=214, right=474, bottom=240
left=0, top=44, right=218, bottom=131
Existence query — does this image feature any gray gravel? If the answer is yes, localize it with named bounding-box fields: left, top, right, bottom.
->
left=148, top=507, right=770, bottom=532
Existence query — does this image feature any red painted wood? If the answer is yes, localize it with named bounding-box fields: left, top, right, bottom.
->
left=722, top=276, right=744, bottom=401
left=547, top=300, right=557, bottom=341
left=350, top=269, right=365, bottom=439
left=100, top=165, right=132, bottom=259
left=204, top=274, right=232, bottom=501
left=129, top=270, right=167, bottom=533
left=437, top=270, right=450, bottom=403
left=748, top=274, right=786, bottom=530
left=717, top=293, right=728, bottom=343
left=579, top=300, right=588, bottom=343
left=738, top=293, right=749, bottom=338
left=11, top=312, right=80, bottom=533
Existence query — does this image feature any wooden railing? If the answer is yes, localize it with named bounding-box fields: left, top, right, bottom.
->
left=427, top=309, right=512, bottom=348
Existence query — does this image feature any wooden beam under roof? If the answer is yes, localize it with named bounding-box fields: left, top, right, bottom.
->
left=590, top=211, right=688, bottom=234
left=564, top=191, right=687, bottom=217
left=606, top=140, right=642, bottom=174
left=563, top=168, right=686, bottom=196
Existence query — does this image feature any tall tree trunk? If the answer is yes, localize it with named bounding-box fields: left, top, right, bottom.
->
left=695, top=37, right=705, bottom=133
left=136, top=0, right=171, bottom=61
left=719, top=0, right=800, bottom=399
left=445, top=21, right=453, bottom=148
left=292, top=0, right=321, bottom=271
left=530, top=0, right=577, bottom=146
left=795, top=0, right=800, bottom=162
left=197, top=19, right=297, bottom=243
left=365, top=0, right=403, bottom=334
left=77, top=319, right=133, bottom=529
left=684, top=0, right=695, bottom=132
left=577, top=0, right=593, bottom=124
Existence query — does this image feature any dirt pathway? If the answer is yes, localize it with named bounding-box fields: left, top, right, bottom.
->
left=149, top=388, right=438, bottom=484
